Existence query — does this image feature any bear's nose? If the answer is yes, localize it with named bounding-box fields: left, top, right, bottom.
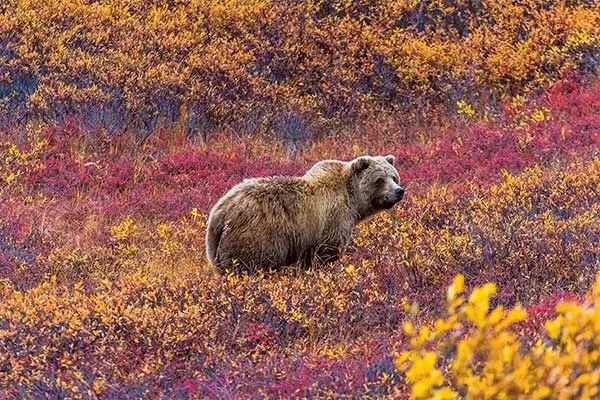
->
left=395, top=187, right=405, bottom=200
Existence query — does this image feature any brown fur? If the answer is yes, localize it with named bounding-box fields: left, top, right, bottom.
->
left=205, top=155, right=404, bottom=274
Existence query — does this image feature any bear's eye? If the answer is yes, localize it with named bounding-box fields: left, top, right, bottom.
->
left=392, top=176, right=399, bottom=184
left=375, top=177, right=385, bottom=185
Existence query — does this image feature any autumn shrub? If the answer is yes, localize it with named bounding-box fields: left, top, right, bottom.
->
left=0, top=260, right=411, bottom=398
left=1, top=153, right=598, bottom=396
left=397, top=274, right=600, bottom=399
left=0, top=75, right=599, bottom=397
left=0, top=0, right=598, bottom=136
left=1, top=138, right=598, bottom=397
left=357, top=158, right=600, bottom=304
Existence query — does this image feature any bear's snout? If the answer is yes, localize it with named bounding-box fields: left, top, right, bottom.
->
left=395, top=187, right=405, bottom=201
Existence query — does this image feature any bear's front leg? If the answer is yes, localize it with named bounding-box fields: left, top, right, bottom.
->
left=301, top=249, right=315, bottom=269
left=344, top=238, right=358, bottom=254
left=314, top=243, right=341, bottom=265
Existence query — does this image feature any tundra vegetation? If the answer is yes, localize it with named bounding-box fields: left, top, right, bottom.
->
left=0, top=0, right=599, bottom=398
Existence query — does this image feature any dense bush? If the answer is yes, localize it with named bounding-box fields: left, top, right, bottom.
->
left=1, top=0, right=599, bottom=395
left=398, top=274, right=600, bottom=399
left=0, top=77, right=599, bottom=397
left=0, top=160, right=598, bottom=397
left=1, top=0, right=598, bottom=137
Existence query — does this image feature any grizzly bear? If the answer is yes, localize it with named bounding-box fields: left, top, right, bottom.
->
left=205, top=155, right=404, bottom=274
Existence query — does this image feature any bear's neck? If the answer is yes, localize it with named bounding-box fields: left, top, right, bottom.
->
left=353, top=202, right=374, bottom=222
left=345, top=177, right=371, bottom=223
left=303, top=169, right=361, bottom=224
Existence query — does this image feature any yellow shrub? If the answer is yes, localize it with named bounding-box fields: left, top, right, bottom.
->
left=2, top=0, right=598, bottom=132
left=396, top=274, right=600, bottom=399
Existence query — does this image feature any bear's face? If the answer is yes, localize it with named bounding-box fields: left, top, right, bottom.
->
left=350, top=155, right=404, bottom=214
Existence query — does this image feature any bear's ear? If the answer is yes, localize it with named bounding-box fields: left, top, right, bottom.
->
left=384, top=155, right=395, bottom=166
left=351, top=157, right=371, bottom=174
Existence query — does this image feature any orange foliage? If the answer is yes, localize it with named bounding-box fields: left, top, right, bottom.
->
left=1, top=0, right=598, bottom=136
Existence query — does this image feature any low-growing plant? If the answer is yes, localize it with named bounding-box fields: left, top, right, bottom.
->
left=397, top=273, right=600, bottom=399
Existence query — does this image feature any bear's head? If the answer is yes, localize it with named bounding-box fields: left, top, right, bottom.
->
left=349, top=155, right=404, bottom=218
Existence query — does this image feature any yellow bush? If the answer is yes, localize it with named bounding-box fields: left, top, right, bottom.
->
left=1, top=0, right=598, bottom=133
left=396, top=274, right=600, bottom=399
